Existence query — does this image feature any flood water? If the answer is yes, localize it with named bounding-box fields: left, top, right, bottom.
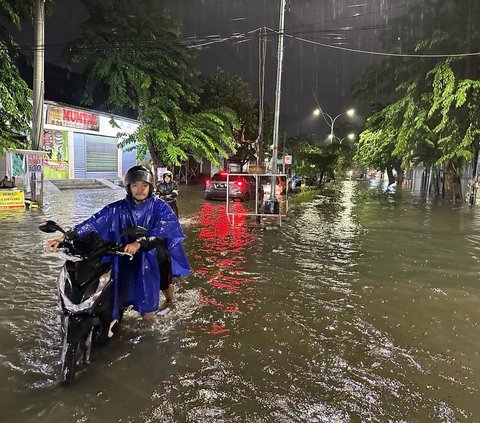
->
left=1, top=180, right=479, bottom=422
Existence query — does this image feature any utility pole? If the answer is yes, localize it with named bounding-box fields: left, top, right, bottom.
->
left=32, top=0, right=45, bottom=151
left=31, top=0, right=45, bottom=205
left=256, top=27, right=267, bottom=168
left=265, top=0, right=286, bottom=214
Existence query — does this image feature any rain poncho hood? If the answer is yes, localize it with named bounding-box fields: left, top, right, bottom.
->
left=74, top=195, right=189, bottom=318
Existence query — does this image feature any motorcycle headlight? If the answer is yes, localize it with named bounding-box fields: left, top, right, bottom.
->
left=99, top=273, right=111, bottom=286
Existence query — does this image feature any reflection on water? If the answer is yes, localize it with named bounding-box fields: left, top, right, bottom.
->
left=1, top=183, right=480, bottom=422
left=192, top=202, right=256, bottom=335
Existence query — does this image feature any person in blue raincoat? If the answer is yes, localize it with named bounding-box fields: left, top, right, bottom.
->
left=45, top=165, right=190, bottom=320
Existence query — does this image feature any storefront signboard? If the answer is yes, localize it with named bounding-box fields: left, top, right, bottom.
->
left=46, top=105, right=100, bottom=131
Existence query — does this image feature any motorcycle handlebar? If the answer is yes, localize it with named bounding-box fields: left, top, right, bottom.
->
left=55, top=239, right=134, bottom=260
left=115, top=251, right=134, bottom=260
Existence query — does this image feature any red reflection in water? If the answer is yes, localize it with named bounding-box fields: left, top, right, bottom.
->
left=193, top=202, right=256, bottom=336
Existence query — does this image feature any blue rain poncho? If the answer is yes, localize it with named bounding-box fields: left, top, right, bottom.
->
left=74, top=195, right=190, bottom=318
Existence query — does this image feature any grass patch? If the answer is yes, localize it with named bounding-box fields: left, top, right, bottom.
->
left=289, top=186, right=322, bottom=203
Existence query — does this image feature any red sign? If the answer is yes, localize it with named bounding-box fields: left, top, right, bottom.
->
left=284, top=155, right=292, bottom=165
left=46, top=106, right=100, bottom=131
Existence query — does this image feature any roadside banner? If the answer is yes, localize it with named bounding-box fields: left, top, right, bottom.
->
left=0, top=190, right=25, bottom=209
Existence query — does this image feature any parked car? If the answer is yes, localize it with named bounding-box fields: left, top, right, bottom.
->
left=204, top=172, right=261, bottom=202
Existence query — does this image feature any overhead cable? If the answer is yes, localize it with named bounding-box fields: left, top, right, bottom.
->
left=265, top=27, right=480, bottom=58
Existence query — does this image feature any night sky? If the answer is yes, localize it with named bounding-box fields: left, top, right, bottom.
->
left=14, top=0, right=420, bottom=136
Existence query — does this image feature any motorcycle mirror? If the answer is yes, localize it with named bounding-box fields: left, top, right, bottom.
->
left=39, top=220, right=65, bottom=234
left=121, top=226, right=148, bottom=239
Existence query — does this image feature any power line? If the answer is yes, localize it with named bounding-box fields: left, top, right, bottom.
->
left=266, top=27, right=480, bottom=59
left=3, top=12, right=478, bottom=61
left=0, top=27, right=262, bottom=54
left=187, top=27, right=262, bottom=49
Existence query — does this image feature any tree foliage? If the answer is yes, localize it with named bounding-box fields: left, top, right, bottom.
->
left=0, top=0, right=54, bottom=36
left=65, top=0, right=237, bottom=169
left=0, top=42, right=32, bottom=154
left=198, top=69, right=272, bottom=170
left=0, top=0, right=53, bottom=154
left=290, top=137, right=347, bottom=183
left=353, top=0, right=480, bottom=197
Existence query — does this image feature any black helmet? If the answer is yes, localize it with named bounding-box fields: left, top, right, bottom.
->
left=125, top=165, right=154, bottom=197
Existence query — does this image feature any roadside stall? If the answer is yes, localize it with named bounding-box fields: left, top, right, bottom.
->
left=0, top=149, right=47, bottom=209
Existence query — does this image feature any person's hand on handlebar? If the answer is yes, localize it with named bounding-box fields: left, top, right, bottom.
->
left=45, top=237, right=64, bottom=252
left=124, top=241, right=141, bottom=255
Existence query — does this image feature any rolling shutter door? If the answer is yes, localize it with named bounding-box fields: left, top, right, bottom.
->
left=85, top=134, right=118, bottom=178
left=73, top=133, right=86, bottom=178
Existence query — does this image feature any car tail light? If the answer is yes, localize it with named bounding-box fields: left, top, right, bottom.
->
left=206, top=180, right=212, bottom=187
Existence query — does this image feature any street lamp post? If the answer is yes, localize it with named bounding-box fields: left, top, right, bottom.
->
left=328, top=132, right=356, bottom=144
left=313, top=108, right=355, bottom=142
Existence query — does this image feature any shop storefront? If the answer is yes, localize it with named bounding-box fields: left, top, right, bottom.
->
left=41, top=101, right=139, bottom=180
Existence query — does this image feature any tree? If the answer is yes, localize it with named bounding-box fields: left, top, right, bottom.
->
left=0, top=0, right=58, bottom=154
left=0, top=43, right=32, bottom=154
left=291, top=138, right=343, bottom=184
left=65, top=0, right=237, bottom=169
left=0, top=0, right=54, bottom=38
left=353, top=0, right=480, bottom=201
left=198, top=69, right=273, bottom=171
left=0, top=0, right=54, bottom=154
left=353, top=105, right=405, bottom=185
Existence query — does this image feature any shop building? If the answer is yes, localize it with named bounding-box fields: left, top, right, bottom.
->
left=40, top=100, right=139, bottom=180
left=0, top=100, right=140, bottom=183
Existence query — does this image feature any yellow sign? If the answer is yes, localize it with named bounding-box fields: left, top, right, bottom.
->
left=0, top=190, right=25, bottom=209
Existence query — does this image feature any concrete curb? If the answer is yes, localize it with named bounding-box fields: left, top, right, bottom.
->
left=98, top=179, right=123, bottom=190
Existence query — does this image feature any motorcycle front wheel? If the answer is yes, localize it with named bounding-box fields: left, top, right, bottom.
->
left=60, top=317, right=92, bottom=384
left=61, top=342, right=80, bottom=384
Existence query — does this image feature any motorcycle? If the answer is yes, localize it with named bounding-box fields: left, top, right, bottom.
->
left=40, top=220, right=147, bottom=384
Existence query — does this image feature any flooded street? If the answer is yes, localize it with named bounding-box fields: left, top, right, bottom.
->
left=1, top=180, right=480, bottom=422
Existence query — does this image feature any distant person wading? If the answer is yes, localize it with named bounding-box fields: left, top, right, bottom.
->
left=156, top=170, right=179, bottom=217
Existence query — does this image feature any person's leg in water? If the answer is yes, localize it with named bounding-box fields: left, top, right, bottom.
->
left=159, top=252, right=174, bottom=304
left=141, top=243, right=174, bottom=320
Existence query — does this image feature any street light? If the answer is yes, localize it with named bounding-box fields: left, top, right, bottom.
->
left=313, top=107, right=355, bottom=141
left=328, top=132, right=356, bottom=144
